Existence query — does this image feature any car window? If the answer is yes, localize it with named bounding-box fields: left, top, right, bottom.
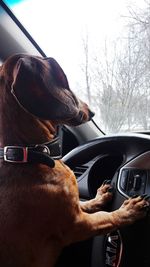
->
left=4, top=0, right=150, bottom=134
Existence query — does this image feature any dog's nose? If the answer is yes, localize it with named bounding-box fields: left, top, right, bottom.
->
left=89, top=109, right=95, bottom=119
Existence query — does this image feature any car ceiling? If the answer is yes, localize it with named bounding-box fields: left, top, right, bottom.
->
left=0, top=1, right=45, bottom=62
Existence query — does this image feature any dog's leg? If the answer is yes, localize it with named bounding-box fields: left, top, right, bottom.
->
left=80, top=182, right=113, bottom=213
left=70, top=196, right=149, bottom=243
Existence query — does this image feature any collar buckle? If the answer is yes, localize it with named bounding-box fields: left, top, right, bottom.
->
left=4, top=146, right=28, bottom=163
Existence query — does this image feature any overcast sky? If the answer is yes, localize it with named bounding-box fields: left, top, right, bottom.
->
left=6, top=0, right=147, bottom=88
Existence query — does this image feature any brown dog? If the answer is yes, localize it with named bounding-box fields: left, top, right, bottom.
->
left=0, top=54, right=149, bottom=267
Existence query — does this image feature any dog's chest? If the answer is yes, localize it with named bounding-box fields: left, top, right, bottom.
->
left=39, top=160, right=78, bottom=198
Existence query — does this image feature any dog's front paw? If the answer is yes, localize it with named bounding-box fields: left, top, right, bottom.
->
left=80, top=180, right=114, bottom=213
left=112, top=195, right=150, bottom=227
left=94, top=180, right=114, bottom=208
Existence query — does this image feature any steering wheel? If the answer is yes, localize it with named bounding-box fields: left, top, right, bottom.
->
left=61, top=133, right=150, bottom=267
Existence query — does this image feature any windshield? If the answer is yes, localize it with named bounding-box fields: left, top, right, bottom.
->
left=4, top=0, right=150, bottom=134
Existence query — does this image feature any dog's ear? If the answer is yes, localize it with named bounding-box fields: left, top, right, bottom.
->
left=11, top=56, right=80, bottom=121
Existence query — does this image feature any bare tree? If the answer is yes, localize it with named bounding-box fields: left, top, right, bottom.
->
left=80, top=32, right=92, bottom=105
left=126, top=1, right=150, bottom=130
left=79, top=0, right=150, bottom=133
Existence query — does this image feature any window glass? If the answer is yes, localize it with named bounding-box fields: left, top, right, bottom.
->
left=4, top=0, right=150, bottom=133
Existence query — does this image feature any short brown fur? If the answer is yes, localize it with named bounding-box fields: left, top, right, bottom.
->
left=0, top=54, right=148, bottom=267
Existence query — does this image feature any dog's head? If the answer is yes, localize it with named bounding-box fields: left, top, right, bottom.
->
left=4, top=54, right=94, bottom=126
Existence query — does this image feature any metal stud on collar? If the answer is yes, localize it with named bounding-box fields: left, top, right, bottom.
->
left=34, top=144, right=50, bottom=155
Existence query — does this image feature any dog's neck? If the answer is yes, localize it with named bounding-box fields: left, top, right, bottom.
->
left=0, top=114, right=56, bottom=147
left=0, top=119, right=56, bottom=148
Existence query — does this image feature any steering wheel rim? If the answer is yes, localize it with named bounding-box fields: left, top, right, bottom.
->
left=63, top=133, right=150, bottom=267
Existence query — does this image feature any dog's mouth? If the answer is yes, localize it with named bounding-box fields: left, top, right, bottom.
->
left=66, top=109, right=95, bottom=126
